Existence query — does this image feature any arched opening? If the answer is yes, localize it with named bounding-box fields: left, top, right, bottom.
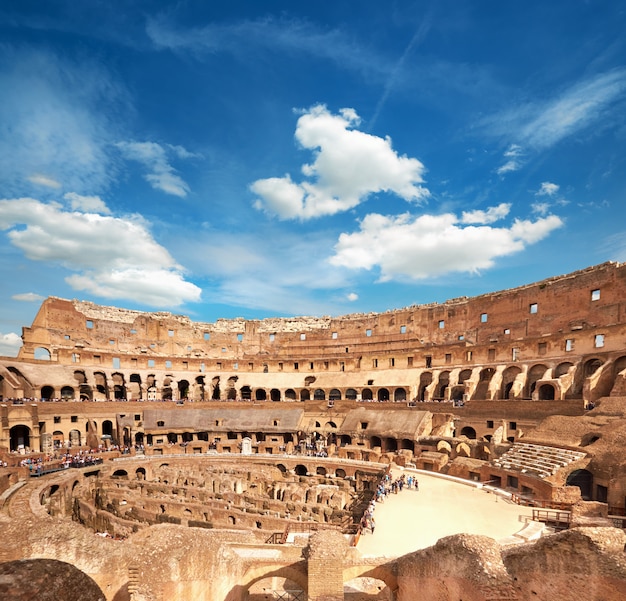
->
left=400, top=439, right=414, bottom=452
left=255, top=388, right=267, bottom=401
left=112, top=469, right=128, bottom=478
left=270, top=388, right=281, bottom=402
left=340, top=435, right=352, bottom=446
left=247, top=576, right=306, bottom=601
left=566, top=469, right=593, bottom=500
left=40, top=385, right=55, bottom=401
left=294, top=464, right=307, bottom=476
left=178, top=379, right=190, bottom=400
left=527, top=364, right=548, bottom=397
left=102, top=420, right=113, bottom=437
left=313, top=389, right=326, bottom=401
left=377, top=388, right=390, bottom=402
left=346, top=388, right=358, bottom=400
left=501, top=366, right=522, bottom=400
left=460, top=426, right=476, bottom=439
left=418, top=372, right=432, bottom=401
left=329, top=388, right=341, bottom=401
left=436, top=372, right=450, bottom=400
left=60, top=386, right=74, bottom=400
left=316, top=466, right=327, bottom=476
left=393, top=387, right=406, bottom=402
left=241, top=385, right=252, bottom=400
left=473, top=367, right=495, bottom=400
left=384, top=437, right=397, bottom=452
left=10, top=425, right=31, bottom=452
left=34, top=347, right=51, bottom=360
left=370, top=436, right=382, bottom=449
left=300, top=389, right=310, bottom=401
left=285, top=388, right=296, bottom=401
left=361, top=388, right=373, bottom=401
left=344, top=576, right=394, bottom=600
left=336, top=468, right=346, bottom=478
left=538, top=383, right=556, bottom=400
left=585, top=358, right=604, bottom=376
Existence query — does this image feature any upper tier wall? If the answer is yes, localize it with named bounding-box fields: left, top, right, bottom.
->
left=15, top=262, right=626, bottom=368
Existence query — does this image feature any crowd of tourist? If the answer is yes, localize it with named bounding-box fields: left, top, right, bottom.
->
left=16, top=446, right=130, bottom=474
left=359, top=472, right=419, bottom=535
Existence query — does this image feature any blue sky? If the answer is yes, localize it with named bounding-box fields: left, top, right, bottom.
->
left=1, top=0, right=625, bottom=356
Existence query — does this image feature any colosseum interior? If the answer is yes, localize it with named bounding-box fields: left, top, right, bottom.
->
left=3, top=261, right=626, bottom=600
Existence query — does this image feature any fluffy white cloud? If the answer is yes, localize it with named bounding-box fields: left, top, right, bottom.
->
left=64, top=192, right=111, bottom=214
left=116, top=141, right=196, bottom=197
left=347, top=292, right=359, bottom=301
left=12, top=292, right=45, bottom=302
left=330, top=209, right=563, bottom=281
left=536, top=182, right=560, bottom=196
left=251, top=105, right=429, bottom=220
left=0, top=332, right=22, bottom=358
left=0, top=197, right=201, bottom=307
left=461, top=203, right=510, bottom=224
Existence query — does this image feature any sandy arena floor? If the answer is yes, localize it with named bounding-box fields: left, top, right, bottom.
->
left=356, top=470, right=536, bottom=558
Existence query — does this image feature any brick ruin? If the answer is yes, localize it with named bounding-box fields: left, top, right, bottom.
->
left=2, top=261, right=626, bottom=599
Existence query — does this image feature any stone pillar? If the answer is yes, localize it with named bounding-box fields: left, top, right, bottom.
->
left=307, top=530, right=348, bottom=601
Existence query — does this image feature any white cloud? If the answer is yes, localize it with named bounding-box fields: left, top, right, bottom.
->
left=496, top=144, right=524, bottom=175
left=461, top=203, right=510, bottom=224
left=12, top=292, right=45, bottom=302
left=116, top=141, right=196, bottom=197
left=64, top=192, right=111, bottom=214
left=347, top=292, right=359, bottom=301
left=0, top=197, right=201, bottom=307
left=536, top=182, right=560, bottom=196
left=0, top=332, right=22, bottom=358
left=484, top=69, right=626, bottom=151
left=252, top=105, right=429, bottom=220
left=330, top=211, right=563, bottom=281
left=0, top=47, right=124, bottom=196
left=531, top=202, right=550, bottom=216
left=28, top=174, right=62, bottom=189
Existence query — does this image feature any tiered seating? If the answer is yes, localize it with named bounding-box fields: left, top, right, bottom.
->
left=492, top=443, right=586, bottom=479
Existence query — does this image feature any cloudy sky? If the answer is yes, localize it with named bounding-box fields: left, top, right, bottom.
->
left=0, top=1, right=625, bottom=356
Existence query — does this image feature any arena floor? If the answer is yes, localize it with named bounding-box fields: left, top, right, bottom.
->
left=356, top=470, right=536, bottom=557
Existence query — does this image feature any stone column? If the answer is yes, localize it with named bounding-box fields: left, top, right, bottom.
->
left=307, top=530, right=349, bottom=601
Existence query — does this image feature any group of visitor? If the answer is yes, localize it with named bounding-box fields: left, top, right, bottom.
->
left=360, top=472, right=420, bottom=535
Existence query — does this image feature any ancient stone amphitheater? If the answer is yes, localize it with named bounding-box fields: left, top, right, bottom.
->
left=3, top=262, right=626, bottom=600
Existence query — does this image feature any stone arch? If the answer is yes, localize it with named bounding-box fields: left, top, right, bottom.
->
left=501, top=366, right=522, bottom=399
left=178, top=379, right=190, bottom=399
left=60, top=386, right=74, bottom=400
left=285, top=388, right=296, bottom=400
left=460, top=426, right=476, bottom=439
left=294, top=464, right=307, bottom=476
left=313, top=388, right=326, bottom=401
left=370, top=436, right=382, bottom=449
left=40, top=385, right=54, bottom=400
left=241, top=566, right=308, bottom=601
left=329, top=388, right=341, bottom=401
left=436, top=371, right=450, bottom=399
left=34, top=347, right=51, bottom=361
left=394, top=387, right=407, bottom=402
left=584, top=358, right=603, bottom=376
left=241, top=385, right=252, bottom=400
left=346, top=388, right=358, bottom=400
left=473, top=367, right=495, bottom=400
left=255, top=388, right=267, bottom=401
left=555, top=362, right=574, bottom=377
left=400, top=438, right=414, bottom=452
left=566, top=469, right=593, bottom=500
left=0, top=559, right=106, bottom=601
left=300, top=389, right=310, bottom=401
left=111, top=372, right=126, bottom=400
left=418, top=372, right=432, bottom=401
left=527, top=364, right=548, bottom=397
left=361, top=388, right=373, bottom=401
left=342, top=566, right=398, bottom=600
left=10, top=424, right=31, bottom=451
left=538, top=383, right=556, bottom=400
left=270, top=388, right=281, bottom=402
left=377, top=388, right=390, bottom=402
